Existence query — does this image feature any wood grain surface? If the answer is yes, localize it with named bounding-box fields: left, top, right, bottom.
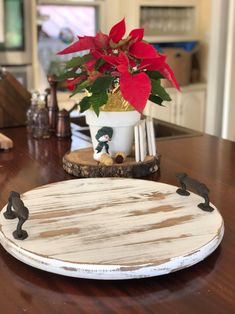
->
left=0, top=178, right=223, bottom=279
left=0, top=126, right=234, bottom=313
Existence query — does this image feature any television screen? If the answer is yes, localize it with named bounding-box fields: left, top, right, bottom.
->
left=0, top=0, right=24, bottom=50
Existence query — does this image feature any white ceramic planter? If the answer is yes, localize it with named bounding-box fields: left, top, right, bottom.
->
left=85, top=110, right=141, bottom=156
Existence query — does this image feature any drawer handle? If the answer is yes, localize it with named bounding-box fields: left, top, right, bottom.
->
left=4, top=191, right=29, bottom=240
left=176, top=173, right=214, bottom=212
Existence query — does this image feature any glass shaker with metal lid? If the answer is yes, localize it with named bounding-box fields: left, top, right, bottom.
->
left=33, top=94, right=50, bottom=139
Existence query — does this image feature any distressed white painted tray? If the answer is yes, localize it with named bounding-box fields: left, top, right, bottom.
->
left=0, top=178, right=224, bottom=280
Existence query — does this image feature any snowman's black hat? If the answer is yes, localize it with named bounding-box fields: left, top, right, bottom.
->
left=95, top=127, right=113, bottom=141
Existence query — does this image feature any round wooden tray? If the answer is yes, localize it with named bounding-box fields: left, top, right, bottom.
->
left=0, top=178, right=224, bottom=280
left=63, top=147, right=160, bottom=177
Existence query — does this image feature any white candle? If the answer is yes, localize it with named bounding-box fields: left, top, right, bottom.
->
left=134, top=124, right=140, bottom=162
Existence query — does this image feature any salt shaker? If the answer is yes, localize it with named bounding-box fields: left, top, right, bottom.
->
left=33, top=95, right=50, bottom=139
left=26, top=90, right=39, bottom=134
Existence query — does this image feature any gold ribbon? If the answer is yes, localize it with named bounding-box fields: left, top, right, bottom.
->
left=84, top=87, right=135, bottom=112
left=100, top=90, right=134, bottom=112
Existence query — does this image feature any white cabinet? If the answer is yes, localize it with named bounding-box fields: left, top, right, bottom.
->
left=144, top=83, right=206, bottom=132
left=136, top=1, right=205, bottom=132
left=140, top=1, right=198, bottom=42
left=178, top=89, right=205, bottom=131
left=145, top=91, right=177, bottom=124
left=119, top=0, right=200, bottom=43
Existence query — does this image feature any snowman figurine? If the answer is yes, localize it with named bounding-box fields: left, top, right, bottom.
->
left=93, top=127, right=113, bottom=162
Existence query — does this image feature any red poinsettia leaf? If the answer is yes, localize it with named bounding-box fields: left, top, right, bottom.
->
left=117, top=51, right=129, bottom=66
left=67, top=75, right=87, bottom=91
left=160, top=64, right=180, bottom=91
left=99, top=63, right=113, bottom=74
left=94, top=32, right=109, bottom=49
left=67, top=79, right=76, bottom=91
left=111, top=71, right=120, bottom=77
left=91, top=50, right=102, bottom=59
left=98, top=53, right=119, bottom=65
left=109, top=18, right=126, bottom=43
left=85, top=58, right=97, bottom=72
left=139, top=55, right=166, bottom=70
left=120, top=72, right=151, bottom=112
left=57, top=36, right=96, bottom=55
left=129, top=41, right=157, bottom=59
left=129, top=28, right=144, bottom=41
left=115, top=52, right=129, bottom=73
left=117, top=64, right=128, bottom=74
left=129, top=59, right=137, bottom=68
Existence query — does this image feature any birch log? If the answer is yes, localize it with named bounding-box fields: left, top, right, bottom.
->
left=63, top=147, right=159, bottom=178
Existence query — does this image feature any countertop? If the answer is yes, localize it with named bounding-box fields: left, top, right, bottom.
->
left=0, top=126, right=234, bottom=314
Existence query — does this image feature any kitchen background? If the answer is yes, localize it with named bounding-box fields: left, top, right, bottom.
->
left=0, top=0, right=234, bottom=141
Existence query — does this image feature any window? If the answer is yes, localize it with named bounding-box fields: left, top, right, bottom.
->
left=37, top=3, right=99, bottom=86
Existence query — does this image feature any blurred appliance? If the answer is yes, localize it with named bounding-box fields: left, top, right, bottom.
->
left=0, top=0, right=4, bottom=43
left=0, top=0, right=33, bottom=64
left=0, top=0, right=33, bottom=90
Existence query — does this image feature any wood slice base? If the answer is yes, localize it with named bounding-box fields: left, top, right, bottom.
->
left=63, top=147, right=160, bottom=178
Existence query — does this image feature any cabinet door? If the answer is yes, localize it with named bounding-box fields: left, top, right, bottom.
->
left=138, top=1, right=198, bottom=43
left=179, top=90, right=205, bottom=132
left=144, top=92, right=177, bottom=123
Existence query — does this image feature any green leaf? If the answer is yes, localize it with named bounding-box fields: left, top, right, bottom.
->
left=90, top=75, right=113, bottom=94
left=146, top=70, right=164, bottom=80
left=94, top=58, right=106, bottom=70
left=149, top=94, right=165, bottom=106
left=151, top=79, right=160, bottom=95
left=69, top=80, right=89, bottom=97
left=79, top=96, right=91, bottom=113
left=151, top=79, right=171, bottom=101
left=65, top=54, right=92, bottom=69
left=57, top=69, right=77, bottom=81
left=90, top=92, right=108, bottom=116
left=157, top=84, right=171, bottom=101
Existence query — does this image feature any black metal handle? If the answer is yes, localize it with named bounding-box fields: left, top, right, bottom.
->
left=176, top=173, right=214, bottom=212
left=4, top=191, right=29, bottom=240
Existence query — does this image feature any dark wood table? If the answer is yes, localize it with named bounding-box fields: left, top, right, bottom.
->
left=0, top=126, right=234, bottom=314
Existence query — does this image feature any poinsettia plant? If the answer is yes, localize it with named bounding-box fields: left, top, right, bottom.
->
left=58, top=18, right=180, bottom=115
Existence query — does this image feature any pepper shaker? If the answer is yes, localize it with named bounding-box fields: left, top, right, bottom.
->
left=56, top=109, right=71, bottom=138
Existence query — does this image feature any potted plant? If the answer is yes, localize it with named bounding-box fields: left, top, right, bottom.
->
left=58, top=19, right=179, bottom=158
